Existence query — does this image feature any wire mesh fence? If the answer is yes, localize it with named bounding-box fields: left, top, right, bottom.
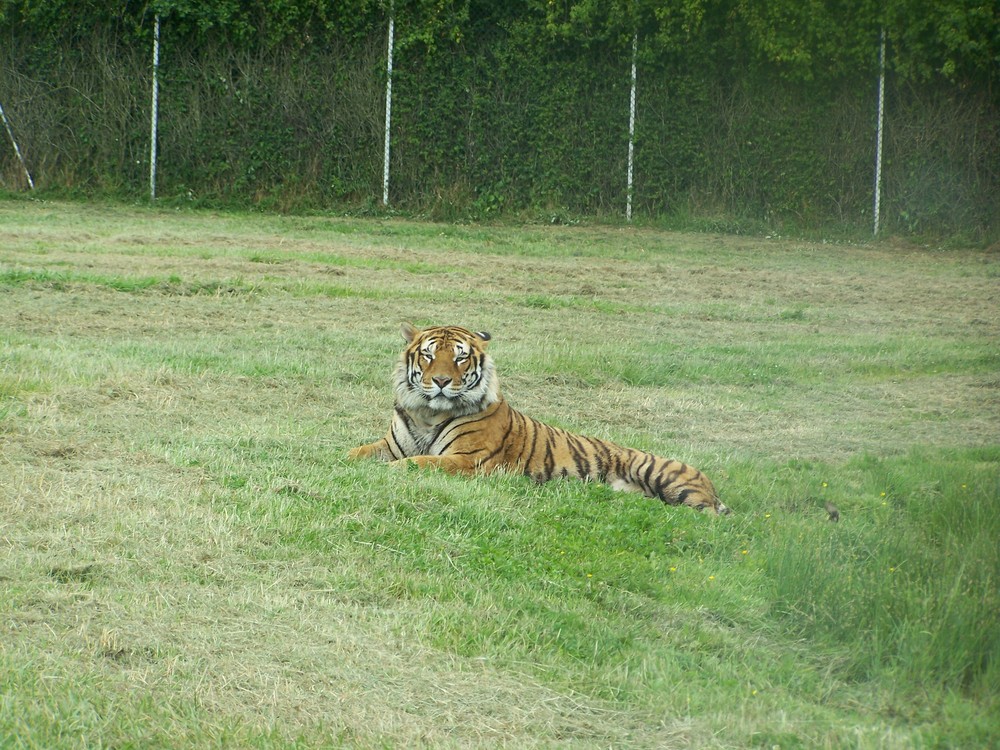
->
left=1, top=12, right=996, bottom=238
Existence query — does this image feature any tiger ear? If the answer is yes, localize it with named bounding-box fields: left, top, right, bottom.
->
left=475, top=330, right=491, bottom=342
left=401, top=322, right=420, bottom=343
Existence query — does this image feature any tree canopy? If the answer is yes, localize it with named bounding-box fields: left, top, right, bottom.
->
left=1, top=0, right=996, bottom=84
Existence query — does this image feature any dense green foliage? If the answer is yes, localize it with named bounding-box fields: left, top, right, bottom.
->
left=0, top=0, right=997, bottom=235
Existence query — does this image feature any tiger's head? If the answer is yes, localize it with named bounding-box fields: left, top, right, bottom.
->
left=394, top=323, right=499, bottom=417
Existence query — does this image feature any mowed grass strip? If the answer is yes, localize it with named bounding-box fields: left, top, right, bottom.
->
left=1, top=200, right=998, bottom=748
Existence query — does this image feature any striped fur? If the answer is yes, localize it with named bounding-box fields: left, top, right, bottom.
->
left=349, top=323, right=730, bottom=515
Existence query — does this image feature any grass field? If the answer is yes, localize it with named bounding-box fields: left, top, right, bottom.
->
left=1, top=199, right=998, bottom=748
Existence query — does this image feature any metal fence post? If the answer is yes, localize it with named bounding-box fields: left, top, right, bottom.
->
left=150, top=14, right=161, bottom=201
left=873, top=28, right=886, bottom=236
left=626, top=31, right=637, bottom=222
left=382, top=8, right=395, bottom=207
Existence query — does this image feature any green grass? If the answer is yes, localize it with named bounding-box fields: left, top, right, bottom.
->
left=1, top=200, right=998, bottom=748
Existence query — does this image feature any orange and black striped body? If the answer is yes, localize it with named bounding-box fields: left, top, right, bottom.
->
left=349, top=323, right=729, bottom=515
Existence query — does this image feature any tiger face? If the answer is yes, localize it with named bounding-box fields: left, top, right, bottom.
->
left=395, top=323, right=499, bottom=416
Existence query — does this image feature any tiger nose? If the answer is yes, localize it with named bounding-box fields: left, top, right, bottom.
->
left=432, top=376, right=452, bottom=388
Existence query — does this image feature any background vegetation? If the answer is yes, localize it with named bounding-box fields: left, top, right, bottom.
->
left=0, top=0, right=997, bottom=237
left=1, top=200, right=998, bottom=747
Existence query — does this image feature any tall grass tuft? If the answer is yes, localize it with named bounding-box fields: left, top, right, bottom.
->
left=763, top=449, right=1000, bottom=694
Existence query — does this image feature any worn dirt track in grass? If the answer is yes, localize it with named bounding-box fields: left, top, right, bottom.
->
left=2, top=200, right=999, bottom=748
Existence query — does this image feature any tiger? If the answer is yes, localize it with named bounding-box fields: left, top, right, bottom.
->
left=348, top=323, right=730, bottom=515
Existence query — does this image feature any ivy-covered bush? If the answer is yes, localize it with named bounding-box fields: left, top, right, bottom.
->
left=0, top=0, right=996, bottom=237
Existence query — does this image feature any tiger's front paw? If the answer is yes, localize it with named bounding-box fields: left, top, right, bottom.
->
left=348, top=444, right=378, bottom=461
left=388, top=457, right=420, bottom=471
left=390, top=454, right=478, bottom=475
